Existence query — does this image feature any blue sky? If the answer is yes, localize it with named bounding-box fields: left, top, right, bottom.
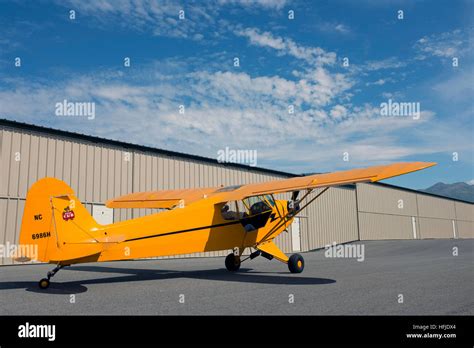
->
left=0, top=0, right=473, bottom=189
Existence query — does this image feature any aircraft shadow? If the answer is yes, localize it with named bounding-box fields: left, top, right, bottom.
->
left=0, top=265, right=335, bottom=295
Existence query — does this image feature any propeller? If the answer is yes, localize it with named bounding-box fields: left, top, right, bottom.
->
left=288, top=191, right=301, bottom=214
left=291, top=191, right=300, bottom=201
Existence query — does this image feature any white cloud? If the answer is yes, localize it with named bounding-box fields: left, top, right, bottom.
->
left=366, top=79, right=386, bottom=86
left=217, top=0, right=289, bottom=9
left=334, top=24, right=350, bottom=34
left=330, top=105, right=348, bottom=119
left=58, top=0, right=204, bottom=39
left=381, top=91, right=405, bottom=99
left=56, top=0, right=289, bottom=40
left=235, top=27, right=337, bottom=66
left=414, top=29, right=471, bottom=60
left=237, top=28, right=285, bottom=50
left=363, top=57, right=407, bottom=71
left=318, top=22, right=351, bottom=35
left=467, top=179, right=474, bottom=185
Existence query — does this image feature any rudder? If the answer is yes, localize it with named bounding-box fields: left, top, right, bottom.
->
left=16, top=177, right=103, bottom=264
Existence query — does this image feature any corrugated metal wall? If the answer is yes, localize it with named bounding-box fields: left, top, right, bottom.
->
left=358, top=213, right=414, bottom=240
left=356, top=183, right=474, bottom=241
left=454, top=202, right=474, bottom=238
left=357, top=183, right=418, bottom=240
left=299, top=186, right=359, bottom=250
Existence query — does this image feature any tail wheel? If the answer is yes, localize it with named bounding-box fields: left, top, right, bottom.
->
left=225, top=253, right=241, bottom=272
left=38, top=278, right=50, bottom=289
left=288, top=254, right=304, bottom=273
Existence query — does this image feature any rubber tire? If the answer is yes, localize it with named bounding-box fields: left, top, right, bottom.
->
left=39, top=278, right=50, bottom=289
left=288, top=254, right=304, bottom=273
left=225, top=253, right=241, bottom=272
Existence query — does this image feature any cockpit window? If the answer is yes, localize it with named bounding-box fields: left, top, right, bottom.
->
left=221, top=196, right=273, bottom=221
left=221, top=202, right=243, bottom=220
left=264, top=195, right=275, bottom=207
left=243, top=196, right=272, bottom=216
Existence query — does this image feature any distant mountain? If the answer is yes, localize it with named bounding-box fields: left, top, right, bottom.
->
left=420, top=182, right=474, bottom=203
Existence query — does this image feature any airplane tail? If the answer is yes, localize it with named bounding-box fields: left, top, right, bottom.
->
left=16, top=177, right=103, bottom=264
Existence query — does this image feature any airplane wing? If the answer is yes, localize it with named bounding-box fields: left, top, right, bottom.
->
left=211, top=162, right=436, bottom=203
left=106, top=187, right=217, bottom=209
left=106, top=162, right=436, bottom=208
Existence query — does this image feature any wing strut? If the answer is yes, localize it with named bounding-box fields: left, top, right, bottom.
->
left=257, top=187, right=330, bottom=246
left=292, top=187, right=330, bottom=217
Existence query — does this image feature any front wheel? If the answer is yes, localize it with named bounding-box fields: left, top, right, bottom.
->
left=225, top=253, right=241, bottom=272
left=288, top=254, right=304, bottom=273
left=38, top=278, right=50, bottom=289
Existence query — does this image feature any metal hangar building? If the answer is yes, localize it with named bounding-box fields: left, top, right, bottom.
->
left=1, top=119, right=472, bottom=265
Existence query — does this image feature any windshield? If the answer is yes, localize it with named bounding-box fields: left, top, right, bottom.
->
left=243, top=196, right=272, bottom=216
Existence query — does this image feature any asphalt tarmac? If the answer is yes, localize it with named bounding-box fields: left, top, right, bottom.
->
left=0, top=239, right=472, bottom=315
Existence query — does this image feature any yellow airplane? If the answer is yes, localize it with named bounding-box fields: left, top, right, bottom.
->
left=14, top=162, right=435, bottom=289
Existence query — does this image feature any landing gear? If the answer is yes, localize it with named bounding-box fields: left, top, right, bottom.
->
left=225, top=253, right=241, bottom=272
left=38, top=264, right=66, bottom=289
left=288, top=254, right=304, bottom=273
left=38, top=278, right=50, bottom=289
